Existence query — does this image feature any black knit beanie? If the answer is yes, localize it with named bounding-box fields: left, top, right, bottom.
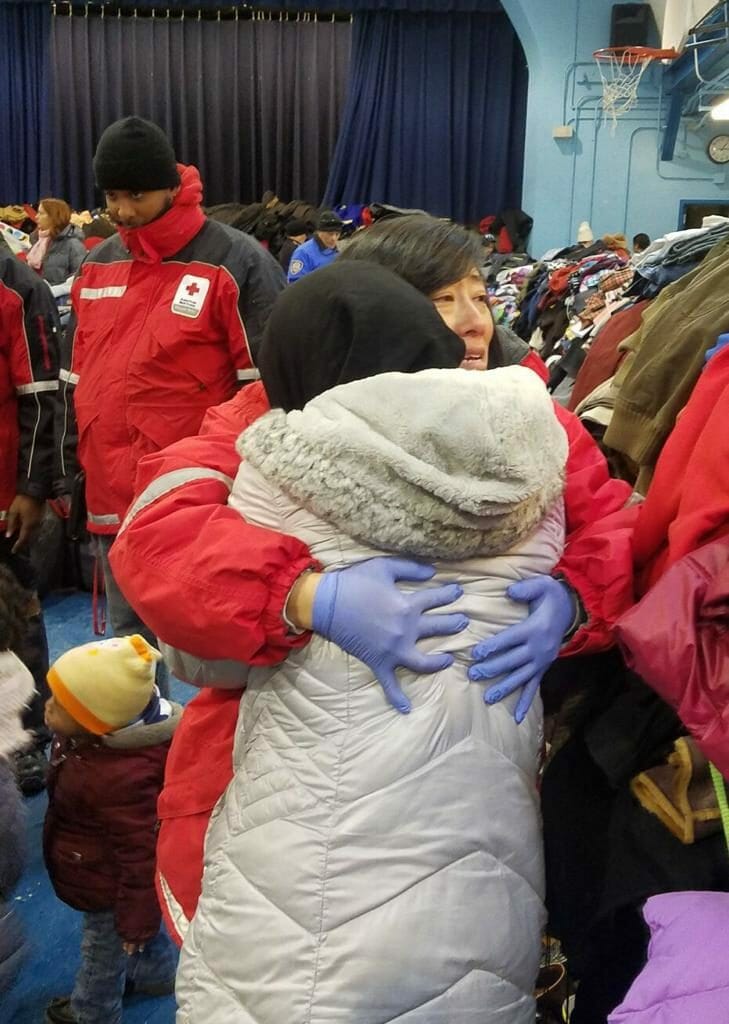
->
left=93, top=117, right=180, bottom=192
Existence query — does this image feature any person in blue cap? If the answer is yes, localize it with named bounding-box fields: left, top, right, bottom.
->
left=287, top=209, right=343, bottom=282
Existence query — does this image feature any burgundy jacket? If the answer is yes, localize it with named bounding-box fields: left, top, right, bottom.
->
left=615, top=538, right=729, bottom=778
left=43, top=704, right=181, bottom=943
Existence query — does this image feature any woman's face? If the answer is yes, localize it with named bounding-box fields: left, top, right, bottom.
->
left=429, top=268, right=494, bottom=371
left=37, top=204, right=51, bottom=232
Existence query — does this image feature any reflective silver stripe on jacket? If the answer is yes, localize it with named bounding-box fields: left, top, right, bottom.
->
left=79, top=286, right=127, bottom=300
left=158, top=870, right=191, bottom=944
left=159, top=640, right=249, bottom=690
left=118, top=468, right=235, bottom=535
left=59, top=368, right=80, bottom=385
left=236, top=367, right=260, bottom=381
left=87, top=511, right=121, bottom=526
left=16, top=380, right=59, bottom=395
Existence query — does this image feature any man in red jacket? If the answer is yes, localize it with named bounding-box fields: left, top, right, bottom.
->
left=55, top=118, right=285, bottom=692
left=1, top=252, right=60, bottom=793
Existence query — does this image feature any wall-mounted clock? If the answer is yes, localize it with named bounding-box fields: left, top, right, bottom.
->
left=708, top=135, right=729, bottom=164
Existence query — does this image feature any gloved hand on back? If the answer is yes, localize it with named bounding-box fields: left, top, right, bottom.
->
left=312, top=557, right=468, bottom=714
left=467, top=575, right=577, bottom=724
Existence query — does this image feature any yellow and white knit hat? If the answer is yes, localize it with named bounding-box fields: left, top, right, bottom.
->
left=47, top=635, right=161, bottom=735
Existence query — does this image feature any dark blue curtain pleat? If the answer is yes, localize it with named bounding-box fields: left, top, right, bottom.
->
left=9, top=0, right=502, bottom=9
left=49, top=12, right=352, bottom=210
left=0, top=1, right=51, bottom=203
left=324, top=10, right=527, bottom=223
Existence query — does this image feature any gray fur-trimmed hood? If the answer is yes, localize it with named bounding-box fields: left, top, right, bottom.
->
left=238, top=367, right=568, bottom=560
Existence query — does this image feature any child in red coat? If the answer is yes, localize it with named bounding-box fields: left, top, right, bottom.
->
left=42, top=635, right=180, bottom=1024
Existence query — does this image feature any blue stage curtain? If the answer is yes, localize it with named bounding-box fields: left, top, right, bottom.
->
left=36, top=0, right=503, bottom=10
left=324, top=9, right=527, bottom=223
left=0, top=1, right=52, bottom=204
left=49, top=10, right=352, bottom=209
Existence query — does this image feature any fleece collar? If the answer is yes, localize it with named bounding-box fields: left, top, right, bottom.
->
left=102, top=700, right=183, bottom=750
left=116, top=164, right=206, bottom=263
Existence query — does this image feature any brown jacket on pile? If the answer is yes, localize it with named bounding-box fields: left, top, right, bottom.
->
left=604, top=237, right=729, bottom=491
left=568, top=300, right=649, bottom=412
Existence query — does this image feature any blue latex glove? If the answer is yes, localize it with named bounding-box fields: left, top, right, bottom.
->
left=467, top=575, right=576, bottom=724
left=312, top=557, right=469, bottom=714
left=705, top=332, right=729, bottom=364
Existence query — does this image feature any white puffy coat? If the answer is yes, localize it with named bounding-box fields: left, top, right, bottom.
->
left=176, top=501, right=564, bottom=1021
left=176, top=368, right=567, bottom=1023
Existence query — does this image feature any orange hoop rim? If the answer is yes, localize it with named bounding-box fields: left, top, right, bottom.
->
left=593, top=45, right=681, bottom=64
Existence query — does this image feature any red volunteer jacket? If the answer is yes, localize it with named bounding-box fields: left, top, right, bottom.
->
left=0, top=254, right=60, bottom=519
left=111, top=374, right=634, bottom=664
left=109, top=368, right=634, bottom=945
left=56, top=164, right=285, bottom=533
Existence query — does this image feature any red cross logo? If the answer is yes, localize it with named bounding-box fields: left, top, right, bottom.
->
left=186, top=282, right=201, bottom=296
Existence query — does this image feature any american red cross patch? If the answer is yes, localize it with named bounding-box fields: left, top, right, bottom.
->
left=171, top=275, right=211, bottom=318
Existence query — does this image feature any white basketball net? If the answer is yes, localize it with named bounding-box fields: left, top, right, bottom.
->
left=595, top=51, right=653, bottom=131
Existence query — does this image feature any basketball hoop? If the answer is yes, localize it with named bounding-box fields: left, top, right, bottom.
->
left=593, top=46, right=680, bottom=131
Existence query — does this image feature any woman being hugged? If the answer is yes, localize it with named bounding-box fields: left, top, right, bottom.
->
left=175, top=264, right=568, bottom=1022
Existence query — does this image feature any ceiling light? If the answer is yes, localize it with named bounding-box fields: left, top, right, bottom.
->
left=711, top=96, right=729, bottom=120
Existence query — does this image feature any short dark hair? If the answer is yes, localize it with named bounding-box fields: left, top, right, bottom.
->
left=340, top=215, right=485, bottom=296
left=633, top=232, right=650, bottom=251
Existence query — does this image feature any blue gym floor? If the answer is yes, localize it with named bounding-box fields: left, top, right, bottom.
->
left=5, top=590, right=195, bottom=1024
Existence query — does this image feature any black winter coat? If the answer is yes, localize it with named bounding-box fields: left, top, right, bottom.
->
left=41, top=226, right=86, bottom=285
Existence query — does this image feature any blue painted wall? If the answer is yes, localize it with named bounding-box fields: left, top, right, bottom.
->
left=501, top=0, right=729, bottom=255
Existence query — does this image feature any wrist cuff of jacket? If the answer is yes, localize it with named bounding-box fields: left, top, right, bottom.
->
left=553, top=573, right=587, bottom=645
left=52, top=479, right=76, bottom=499
left=282, top=566, right=318, bottom=635
left=16, top=482, right=47, bottom=501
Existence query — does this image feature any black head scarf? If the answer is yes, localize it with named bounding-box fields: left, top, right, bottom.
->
left=257, top=261, right=466, bottom=411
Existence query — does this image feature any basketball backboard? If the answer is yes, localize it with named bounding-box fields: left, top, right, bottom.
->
left=649, top=0, right=719, bottom=50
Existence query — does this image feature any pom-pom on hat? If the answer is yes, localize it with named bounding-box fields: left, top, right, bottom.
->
left=47, top=635, right=161, bottom=735
left=93, top=117, right=180, bottom=193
